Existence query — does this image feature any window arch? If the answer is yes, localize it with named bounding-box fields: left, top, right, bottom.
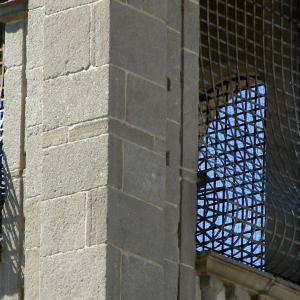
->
left=196, top=77, right=266, bottom=268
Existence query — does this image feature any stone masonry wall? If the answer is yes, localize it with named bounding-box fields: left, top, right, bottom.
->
left=2, top=0, right=201, bottom=299
left=25, top=0, right=110, bottom=299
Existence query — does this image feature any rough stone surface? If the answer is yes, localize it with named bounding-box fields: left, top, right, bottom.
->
left=126, top=74, right=166, bottom=137
left=40, top=246, right=106, bottom=299
left=43, top=68, right=108, bottom=130
left=40, top=193, right=86, bottom=256
left=108, top=188, right=163, bottom=263
left=24, top=249, right=40, bottom=300
left=86, top=187, right=107, bottom=247
left=27, top=7, right=44, bottom=69
left=110, top=1, right=167, bottom=84
left=44, top=6, right=90, bottom=78
left=42, top=135, right=108, bottom=200
left=5, top=21, right=25, bottom=68
left=45, top=0, right=97, bottom=14
left=122, top=255, right=164, bottom=300
left=26, top=67, right=43, bottom=127
left=42, top=127, right=68, bottom=148
left=24, top=197, right=40, bottom=249
left=123, top=142, right=165, bottom=207
left=26, top=126, right=42, bottom=198
left=68, top=118, right=108, bottom=142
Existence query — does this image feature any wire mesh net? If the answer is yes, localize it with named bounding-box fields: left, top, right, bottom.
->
left=197, top=0, right=300, bottom=283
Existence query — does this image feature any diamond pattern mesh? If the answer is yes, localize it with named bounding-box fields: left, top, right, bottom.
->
left=197, top=0, right=300, bottom=283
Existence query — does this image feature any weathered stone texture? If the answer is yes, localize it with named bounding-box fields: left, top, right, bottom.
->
left=108, top=188, right=164, bottom=263
left=40, top=246, right=106, bottom=300
left=110, top=1, right=167, bottom=84
left=45, top=0, right=97, bottom=14
left=26, top=67, right=43, bottom=127
left=26, top=126, right=42, bottom=198
left=86, top=187, right=107, bottom=247
left=126, top=74, right=166, bottom=137
left=40, top=193, right=86, bottom=256
left=24, top=197, right=40, bottom=249
left=43, top=68, right=108, bottom=130
left=123, top=142, right=165, bottom=207
left=24, top=249, right=40, bottom=300
left=27, top=7, right=44, bottom=69
left=44, top=5, right=90, bottom=78
left=122, top=255, right=164, bottom=300
left=42, top=135, right=108, bottom=200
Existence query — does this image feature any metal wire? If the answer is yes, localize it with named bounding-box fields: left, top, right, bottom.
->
left=197, top=0, right=300, bottom=283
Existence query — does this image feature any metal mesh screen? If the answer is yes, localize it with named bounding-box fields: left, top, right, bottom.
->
left=197, top=0, right=300, bottom=283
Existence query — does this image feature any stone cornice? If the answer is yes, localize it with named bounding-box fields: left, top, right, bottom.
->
left=196, top=251, right=300, bottom=300
left=0, top=0, right=27, bottom=23
left=0, top=0, right=24, bottom=8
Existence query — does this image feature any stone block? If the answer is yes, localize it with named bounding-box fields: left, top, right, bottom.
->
left=24, top=249, right=40, bottom=300
left=167, top=0, right=181, bottom=31
left=29, top=0, right=45, bottom=9
left=166, top=120, right=180, bottom=205
left=69, top=118, right=108, bottom=142
left=40, top=245, right=106, bottom=299
left=27, top=7, right=44, bottom=69
left=86, top=187, right=107, bottom=247
left=106, top=244, right=121, bottom=300
left=4, top=67, right=23, bottom=172
left=40, top=192, right=86, bottom=256
left=108, top=134, right=123, bottom=189
left=184, top=1, right=199, bottom=54
left=24, top=197, right=40, bottom=249
left=127, top=0, right=166, bottom=20
left=42, top=135, right=108, bottom=199
left=42, top=127, right=68, bottom=148
left=109, top=1, right=167, bottom=84
left=26, top=67, right=43, bottom=127
left=122, top=254, right=164, bottom=300
left=228, top=286, right=251, bottom=300
left=43, top=67, right=108, bottom=130
left=154, top=136, right=166, bottom=156
left=44, top=6, right=90, bottom=78
left=26, top=126, right=42, bottom=198
left=179, top=265, right=196, bottom=300
left=180, top=179, right=197, bottom=267
left=5, top=20, right=25, bottom=68
left=123, top=142, right=165, bottom=207
left=164, top=203, right=179, bottom=262
left=94, top=0, right=110, bottom=66
left=126, top=74, right=166, bottom=137
left=164, top=260, right=178, bottom=300
left=183, top=50, right=199, bottom=171
left=109, top=118, right=154, bottom=150
left=200, top=275, right=226, bottom=300
left=108, top=188, right=163, bottom=263
left=46, top=0, right=97, bottom=14
left=109, top=65, right=125, bottom=120
left=167, top=29, right=181, bottom=122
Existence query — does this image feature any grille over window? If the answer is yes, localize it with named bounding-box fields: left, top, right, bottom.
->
left=197, top=0, right=300, bottom=284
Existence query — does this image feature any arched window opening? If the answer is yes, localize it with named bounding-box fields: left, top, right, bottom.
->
left=196, top=78, right=266, bottom=269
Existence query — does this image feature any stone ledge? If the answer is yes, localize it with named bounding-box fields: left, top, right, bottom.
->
left=196, top=251, right=300, bottom=300
left=0, top=0, right=27, bottom=23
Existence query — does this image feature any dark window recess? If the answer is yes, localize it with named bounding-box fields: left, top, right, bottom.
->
left=197, top=82, right=266, bottom=269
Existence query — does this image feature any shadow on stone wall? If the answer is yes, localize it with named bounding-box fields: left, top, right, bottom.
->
left=0, top=152, right=24, bottom=298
